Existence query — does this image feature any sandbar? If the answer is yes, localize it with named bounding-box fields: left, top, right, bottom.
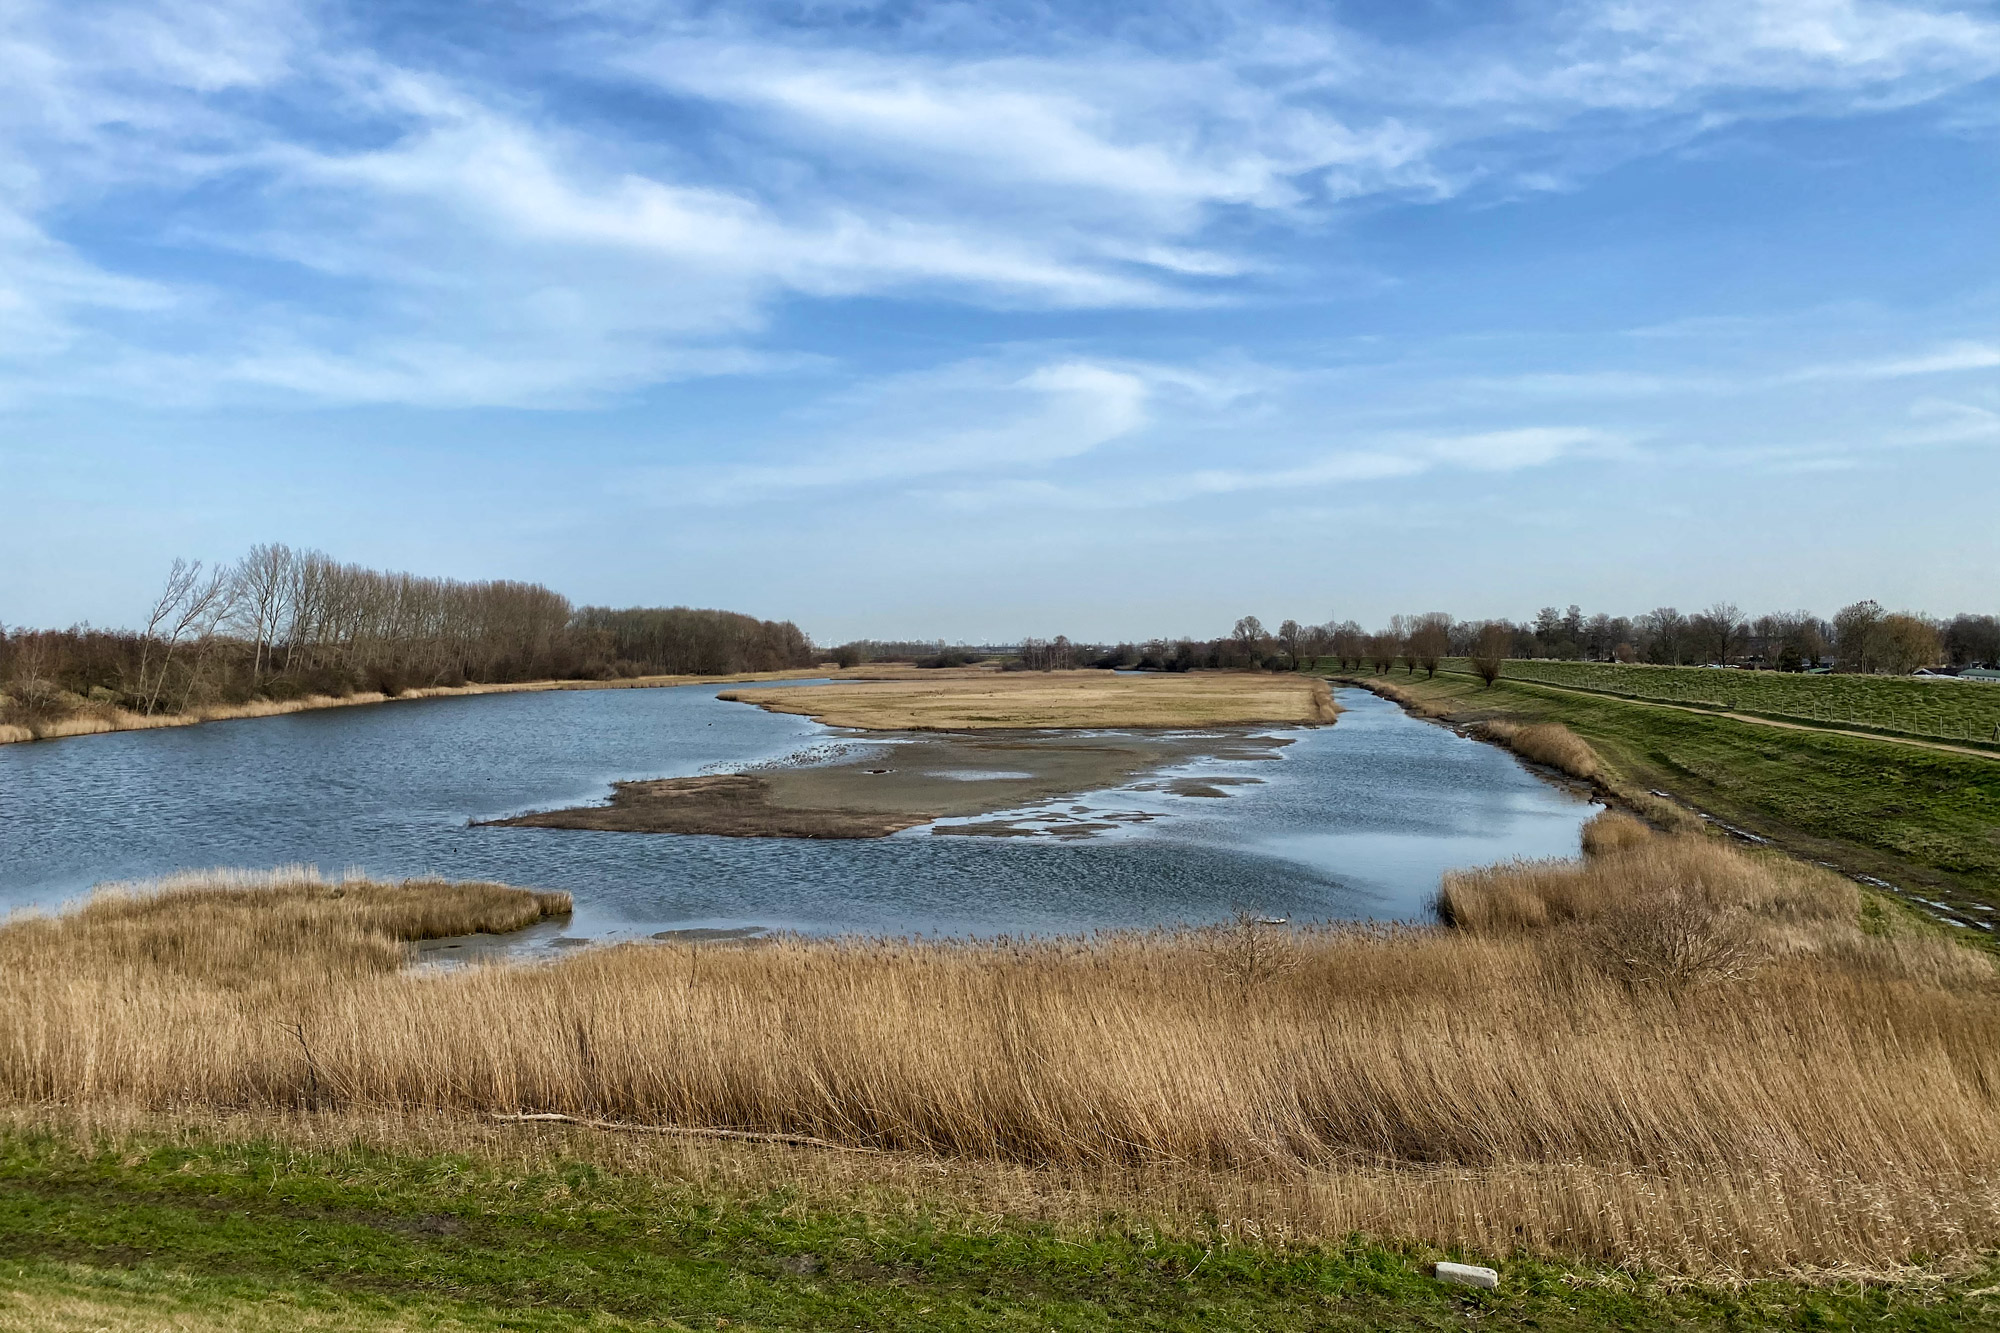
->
left=717, top=669, right=1337, bottom=731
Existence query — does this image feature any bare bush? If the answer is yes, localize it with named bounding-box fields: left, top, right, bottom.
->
left=1586, top=887, right=1761, bottom=987
left=1580, top=810, right=1652, bottom=857
left=1470, top=622, right=1511, bottom=686
left=1201, top=909, right=1299, bottom=990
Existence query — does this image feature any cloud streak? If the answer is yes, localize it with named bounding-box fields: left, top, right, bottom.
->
left=0, top=0, right=1995, bottom=408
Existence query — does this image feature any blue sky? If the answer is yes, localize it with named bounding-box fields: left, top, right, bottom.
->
left=3, top=0, right=1998, bottom=642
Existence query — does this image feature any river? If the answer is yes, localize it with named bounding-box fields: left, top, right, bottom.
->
left=0, top=683, right=1596, bottom=941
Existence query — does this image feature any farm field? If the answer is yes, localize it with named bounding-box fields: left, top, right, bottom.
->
left=1443, top=659, right=2000, bottom=748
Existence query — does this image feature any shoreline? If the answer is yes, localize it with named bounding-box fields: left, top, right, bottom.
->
left=0, top=668, right=839, bottom=748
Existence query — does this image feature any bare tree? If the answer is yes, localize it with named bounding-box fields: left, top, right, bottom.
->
left=174, top=569, right=243, bottom=713
left=1878, top=614, right=1942, bottom=675
left=135, top=561, right=236, bottom=715
left=1407, top=612, right=1451, bottom=678
left=1470, top=622, right=1512, bottom=686
left=1367, top=633, right=1397, bottom=675
left=136, top=559, right=203, bottom=713
left=1639, top=607, right=1689, bottom=665
left=1833, top=600, right=1885, bottom=673
left=229, top=543, right=294, bottom=680
left=1232, top=616, right=1266, bottom=667
left=1694, top=602, right=1742, bottom=666
left=1276, top=619, right=1305, bottom=670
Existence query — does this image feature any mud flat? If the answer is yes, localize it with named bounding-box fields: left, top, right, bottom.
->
left=484, top=729, right=1300, bottom=839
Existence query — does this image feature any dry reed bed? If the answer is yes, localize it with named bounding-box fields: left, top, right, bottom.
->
left=0, top=669, right=834, bottom=746
left=2, top=845, right=1996, bottom=1272
left=720, top=671, right=1340, bottom=731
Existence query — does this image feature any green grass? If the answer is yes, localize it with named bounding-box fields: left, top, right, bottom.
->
left=1326, top=669, right=2000, bottom=921
left=1, top=1127, right=1997, bottom=1331
left=1445, top=658, right=2000, bottom=748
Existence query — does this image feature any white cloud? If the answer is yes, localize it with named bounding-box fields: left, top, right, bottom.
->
left=1789, top=340, right=2000, bottom=381
left=1, top=0, right=1997, bottom=408
left=641, top=357, right=1155, bottom=502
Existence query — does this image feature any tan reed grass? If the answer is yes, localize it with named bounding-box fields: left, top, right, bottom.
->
left=2, top=849, right=1996, bottom=1272
left=1581, top=809, right=1655, bottom=856
left=1476, top=718, right=1601, bottom=780
left=0, top=670, right=834, bottom=746
left=720, top=671, right=1340, bottom=730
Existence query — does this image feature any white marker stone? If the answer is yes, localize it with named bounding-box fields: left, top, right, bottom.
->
left=1433, top=1261, right=1500, bottom=1290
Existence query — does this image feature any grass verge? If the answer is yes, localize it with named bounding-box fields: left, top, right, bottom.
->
left=2, top=1124, right=1997, bottom=1331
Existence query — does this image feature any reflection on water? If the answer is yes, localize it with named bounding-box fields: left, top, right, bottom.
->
left=0, top=685, right=1595, bottom=941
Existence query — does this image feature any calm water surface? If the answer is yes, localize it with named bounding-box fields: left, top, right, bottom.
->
left=0, top=684, right=1595, bottom=939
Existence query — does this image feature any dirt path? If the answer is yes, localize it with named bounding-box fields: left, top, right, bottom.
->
left=1445, top=669, right=2000, bottom=762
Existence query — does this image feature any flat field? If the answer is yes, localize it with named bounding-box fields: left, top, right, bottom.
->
left=720, top=669, right=1338, bottom=730
left=1448, top=658, right=2000, bottom=748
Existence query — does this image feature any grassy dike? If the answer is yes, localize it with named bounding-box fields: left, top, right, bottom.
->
left=3, top=1126, right=1997, bottom=1332
left=1324, top=666, right=2000, bottom=922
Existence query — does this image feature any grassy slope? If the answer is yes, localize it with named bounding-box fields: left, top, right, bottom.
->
left=1445, top=659, right=2000, bottom=750
left=2, top=1131, right=1995, bottom=1332
left=1330, top=669, right=2000, bottom=917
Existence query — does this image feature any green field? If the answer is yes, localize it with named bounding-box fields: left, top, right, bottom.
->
left=2, top=1128, right=1996, bottom=1332
left=1442, top=659, right=2000, bottom=747
left=1328, top=670, right=2000, bottom=922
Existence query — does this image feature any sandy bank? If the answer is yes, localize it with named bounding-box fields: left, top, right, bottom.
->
left=718, top=670, right=1338, bottom=731
left=486, top=729, right=1300, bottom=839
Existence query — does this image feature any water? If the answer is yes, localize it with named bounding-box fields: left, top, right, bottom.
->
left=0, top=684, right=1596, bottom=940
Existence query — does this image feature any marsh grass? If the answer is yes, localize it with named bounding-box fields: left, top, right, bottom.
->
left=0, top=670, right=832, bottom=746
left=2, top=851, right=1996, bottom=1272
left=1473, top=719, right=1601, bottom=781
left=720, top=671, right=1340, bottom=730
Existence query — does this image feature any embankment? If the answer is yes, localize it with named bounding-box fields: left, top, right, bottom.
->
left=1329, top=669, right=2000, bottom=925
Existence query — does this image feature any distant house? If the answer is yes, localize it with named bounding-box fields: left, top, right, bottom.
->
left=1962, top=667, right=2000, bottom=682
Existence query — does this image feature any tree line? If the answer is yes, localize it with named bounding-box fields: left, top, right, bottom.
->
left=1205, top=602, right=1998, bottom=680
left=972, top=601, right=1999, bottom=680
left=0, top=544, right=815, bottom=727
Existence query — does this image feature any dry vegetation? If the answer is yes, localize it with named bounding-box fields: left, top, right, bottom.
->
left=721, top=670, right=1339, bottom=731
left=0, top=670, right=831, bottom=747
left=4, top=837, right=1997, bottom=1275
left=1473, top=718, right=1602, bottom=781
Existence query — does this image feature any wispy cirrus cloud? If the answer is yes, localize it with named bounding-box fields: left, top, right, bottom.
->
left=1789, top=340, right=2000, bottom=381
left=2, top=0, right=1997, bottom=410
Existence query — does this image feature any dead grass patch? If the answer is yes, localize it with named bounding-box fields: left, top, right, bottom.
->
left=3, top=845, right=1996, bottom=1272
left=1476, top=719, right=1601, bottom=781
left=719, top=671, right=1338, bottom=731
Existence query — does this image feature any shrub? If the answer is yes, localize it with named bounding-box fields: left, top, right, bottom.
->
left=1581, top=810, right=1652, bottom=857
left=1478, top=720, right=1600, bottom=781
